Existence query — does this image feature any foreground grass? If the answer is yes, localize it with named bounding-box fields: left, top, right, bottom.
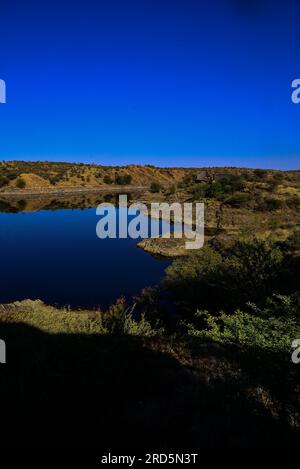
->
left=0, top=298, right=299, bottom=448
left=1, top=298, right=299, bottom=354
left=0, top=299, right=158, bottom=336
left=0, top=300, right=101, bottom=333
left=1, top=238, right=300, bottom=448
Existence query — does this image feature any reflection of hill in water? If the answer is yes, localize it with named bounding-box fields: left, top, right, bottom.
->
left=0, top=191, right=142, bottom=213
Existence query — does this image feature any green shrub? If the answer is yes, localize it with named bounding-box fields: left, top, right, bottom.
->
left=178, top=174, right=194, bottom=188
left=224, top=192, right=251, bottom=207
left=150, top=181, right=162, bottom=193
left=248, top=292, right=300, bottom=319
left=103, top=175, right=113, bottom=184
left=257, top=197, right=284, bottom=211
left=283, top=230, right=300, bottom=251
left=203, top=175, right=246, bottom=200
left=16, top=178, right=26, bottom=189
left=0, top=176, right=9, bottom=188
left=286, top=195, right=300, bottom=210
left=190, top=183, right=209, bottom=199
left=48, top=175, right=60, bottom=185
left=187, top=308, right=300, bottom=353
left=253, top=169, right=268, bottom=180
left=273, top=172, right=284, bottom=183
left=169, top=184, right=176, bottom=195
left=99, top=299, right=159, bottom=336
left=115, top=174, right=132, bottom=185
left=164, top=240, right=285, bottom=313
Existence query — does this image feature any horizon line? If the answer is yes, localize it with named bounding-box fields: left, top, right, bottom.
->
left=1, top=159, right=299, bottom=172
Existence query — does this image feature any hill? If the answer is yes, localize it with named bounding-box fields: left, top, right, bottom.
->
left=0, top=161, right=189, bottom=192
left=1, top=160, right=299, bottom=194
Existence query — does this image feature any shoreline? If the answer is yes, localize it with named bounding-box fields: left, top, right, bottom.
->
left=0, top=185, right=149, bottom=199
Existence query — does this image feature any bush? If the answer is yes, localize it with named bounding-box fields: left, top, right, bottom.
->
left=123, top=174, right=133, bottom=185
left=273, top=172, right=284, bottom=183
left=283, top=230, right=300, bottom=251
left=224, top=192, right=251, bottom=207
left=190, top=183, right=209, bottom=200
left=103, top=175, right=113, bottom=184
left=226, top=240, right=284, bottom=294
left=248, top=292, right=300, bottom=319
left=257, top=197, right=284, bottom=211
left=115, top=174, right=132, bottom=185
left=48, top=175, right=60, bottom=185
left=99, top=299, right=159, bottom=336
left=0, top=176, right=9, bottom=188
left=150, top=181, right=162, bottom=193
left=286, top=195, right=300, bottom=210
left=224, top=175, right=246, bottom=192
left=16, top=178, right=26, bottom=189
left=187, top=307, right=300, bottom=353
left=169, top=184, right=176, bottom=195
left=203, top=175, right=246, bottom=200
left=178, top=174, right=194, bottom=188
left=253, top=169, right=268, bottom=180
left=164, top=240, right=285, bottom=314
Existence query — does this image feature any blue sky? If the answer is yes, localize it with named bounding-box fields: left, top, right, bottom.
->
left=0, top=0, right=299, bottom=169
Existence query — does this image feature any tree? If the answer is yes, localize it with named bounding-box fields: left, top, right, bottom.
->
left=164, top=240, right=285, bottom=314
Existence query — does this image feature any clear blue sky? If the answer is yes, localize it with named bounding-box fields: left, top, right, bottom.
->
left=0, top=0, right=299, bottom=169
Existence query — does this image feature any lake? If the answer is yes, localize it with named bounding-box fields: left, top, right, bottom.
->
left=0, top=197, right=171, bottom=309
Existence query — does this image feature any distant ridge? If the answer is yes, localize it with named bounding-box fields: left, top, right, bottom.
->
left=0, top=160, right=299, bottom=193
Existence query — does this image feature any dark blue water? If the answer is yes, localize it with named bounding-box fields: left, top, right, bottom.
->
left=0, top=207, right=170, bottom=309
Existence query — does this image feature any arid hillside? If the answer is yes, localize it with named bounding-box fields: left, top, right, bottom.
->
left=0, top=161, right=191, bottom=192
left=1, top=160, right=299, bottom=193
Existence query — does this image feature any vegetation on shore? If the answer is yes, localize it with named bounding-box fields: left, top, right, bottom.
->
left=1, top=161, right=300, bottom=205
left=1, top=161, right=300, bottom=447
left=1, top=162, right=300, bottom=258
left=1, top=233, right=300, bottom=447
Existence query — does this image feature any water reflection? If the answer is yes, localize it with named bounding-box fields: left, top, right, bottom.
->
left=0, top=191, right=145, bottom=214
left=0, top=192, right=170, bottom=309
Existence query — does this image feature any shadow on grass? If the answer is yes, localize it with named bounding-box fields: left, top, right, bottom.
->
left=0, top=322, right=299, bottom=449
